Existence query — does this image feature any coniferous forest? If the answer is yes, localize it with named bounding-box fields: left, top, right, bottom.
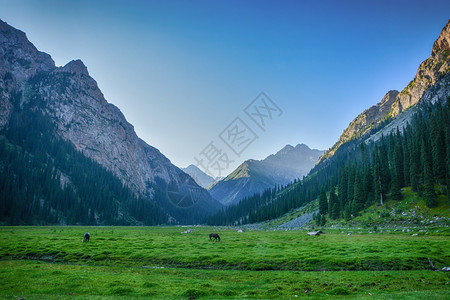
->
left=0, top=93, right=168, bottom=225
left=206, top=98, right=450, bottom=226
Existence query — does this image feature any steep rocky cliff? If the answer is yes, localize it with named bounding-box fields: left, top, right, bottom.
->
left=319, top=20, right=450, bottom=163
left=0, top=20, right=54, bottom=128
left=390, top=20, right=450, bottom=116
left=0, top=19, right=221, bottom=222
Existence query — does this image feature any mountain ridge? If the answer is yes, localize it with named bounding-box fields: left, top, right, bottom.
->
left=209, top=143, right=324, bottom=206
left=0, top=19, right=221, bottom=223
left=319, top=20, right=450, bottom=164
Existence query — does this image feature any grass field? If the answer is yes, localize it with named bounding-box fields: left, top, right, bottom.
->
left=0, top=226, right=449, bottom=299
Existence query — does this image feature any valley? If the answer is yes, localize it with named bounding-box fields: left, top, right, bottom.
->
left=0, top=4, right=450, bottom=299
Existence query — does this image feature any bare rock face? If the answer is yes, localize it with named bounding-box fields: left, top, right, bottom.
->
left=337, top=90, right=399, bottom=145
left=0, top=20, right=55, bottom=129
left=320, top=90, right=399, bottom=162
left=57, top=59, right=90, bottom=76
left=367, top=71, right=450, bottom=143
left=319, top=20, right=450, bottom=164
left=0, top=19, right=221, bottom=220
left=391, top=20, right=450, bottom=116
left=0, top=20, right=55, bottom=82
left=28, top=66, right=186, bottom=194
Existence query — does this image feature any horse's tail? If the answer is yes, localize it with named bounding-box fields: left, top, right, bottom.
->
left=217, top=235, right=220, bottom=242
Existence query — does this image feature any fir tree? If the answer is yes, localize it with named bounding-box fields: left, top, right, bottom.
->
left=329, top=184, right=340, bottom=219
left=320, top=214, right=327, bottom=226
left=338, top=166, right=348, bottom=213
left=353, top=170, right=364, bottom=214
left=409, top=137, right=420, bottom=192
left=391, top=143, right=403, bottom=200
left=319, top=187, right=328, bottom=215
left=422, top=141, right=437, bottom=207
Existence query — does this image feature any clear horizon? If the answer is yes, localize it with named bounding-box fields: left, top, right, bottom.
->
left=1, top=0, right=449, bottom=177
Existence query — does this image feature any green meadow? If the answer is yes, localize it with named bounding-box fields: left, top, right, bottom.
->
left=0, top=226, right=449, bottom=299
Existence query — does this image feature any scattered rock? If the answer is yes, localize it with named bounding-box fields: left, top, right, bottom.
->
left=307, top=230, right=323, bottom=236
left=278, top=212, right=316, bottom=230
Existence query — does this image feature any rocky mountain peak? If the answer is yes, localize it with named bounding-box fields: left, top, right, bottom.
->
left=181, top=164, right=215, bottom=188
left=295, top=143, right=312, bottom=151
left=59, top=59, right=90, bottom=76
left=209, top=143, right=324, bottom=206
left=319, top=89, right=400, bottom=163
left=381, top=90, right=399, bottom=104
left=277, top=144, right=295, bottom=155
left=390, top=20, right=450, bottom=117
left=273, top=144, right=313, bottom=157
left=0, top=20, right=55, bottom=83
left=431, top=20, right=450, bottom=57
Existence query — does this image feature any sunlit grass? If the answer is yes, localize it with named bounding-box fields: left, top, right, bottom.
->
left=0, top=226, right=449, bottom=298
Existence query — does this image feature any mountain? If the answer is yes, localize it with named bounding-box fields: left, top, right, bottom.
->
left=0, top=19, right=221, bottom=224
left=207, top=20, right=450, bottom=226
left=319, top=20, right=450, bottom=163
left=208, top=144, right=324, bottom=206
left=181, top=164, right=215, bottom=188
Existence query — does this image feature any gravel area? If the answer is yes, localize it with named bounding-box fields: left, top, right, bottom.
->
left=277, top=210, right=317, bottom=230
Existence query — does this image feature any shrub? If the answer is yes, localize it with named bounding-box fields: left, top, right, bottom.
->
left=182, top=288, right=207, bottom=299
left=329, top=287, right=350, bottom=295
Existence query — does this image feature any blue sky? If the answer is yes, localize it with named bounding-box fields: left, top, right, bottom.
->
left=1, top=0, right=449, bottom=177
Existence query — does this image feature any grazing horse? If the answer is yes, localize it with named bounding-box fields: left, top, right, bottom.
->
left=209, top=233, right=220, bottom=242
left=83, top=232, right=90, bottom=243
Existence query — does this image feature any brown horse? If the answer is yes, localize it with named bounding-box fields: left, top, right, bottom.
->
left=209, top=233, right=220, bottom=242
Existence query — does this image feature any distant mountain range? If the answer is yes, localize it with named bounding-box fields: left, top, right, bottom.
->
left=208, top=144, right=324, bottom=206
left=181, top=164, right=216, bottom=188
left=0, top=19, right=221, bottom=225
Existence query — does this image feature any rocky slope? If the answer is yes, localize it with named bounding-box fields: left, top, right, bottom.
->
left=209, top=144, right=324, bottom=206
left=319, top=20, right=450, bottom=163
left=0, top=19, right=221, bottom=222
left=181, top=164, right=216, bottom=188
left=390, top=20, right=450, bottom=116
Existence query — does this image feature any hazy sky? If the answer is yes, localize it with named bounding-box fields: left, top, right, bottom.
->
left=1, top=1, right=449, bottom=177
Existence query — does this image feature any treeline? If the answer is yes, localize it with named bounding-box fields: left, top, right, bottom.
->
left=207, top=98, right=449, bottom=226
left=0, top=93, right=168, bottom=225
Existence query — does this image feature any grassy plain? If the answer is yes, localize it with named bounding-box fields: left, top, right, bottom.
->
left=0, top=226, right=449, bottom=299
